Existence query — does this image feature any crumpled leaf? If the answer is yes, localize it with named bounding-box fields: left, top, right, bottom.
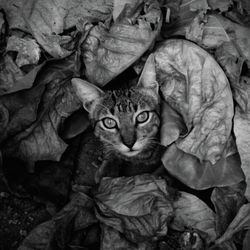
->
left=243, top=230, right=250, bottom=250
left=95, top=175, right=174, bottom=243
left=101, top=225, right=150, bottom=250
left=18, top=191, right=97, bottom=250
left=0, top=84, right=44, bottom=143
left=208, top=0, right=232, bottom=12
left=0, top=0, right=29, bottom=31
left=0, top=10, right=6, bottom=54
left=214, top=43, right=248, bottom=111
left=19, top=0, right=113, bottom=58
left=160, top=102, right=187, bottom=146
left=112, top=0, right=137, bottom=21
left=81, top=0, right=162, bottom=86
left=183, top=14, right=250, bottom=110
left=171, top=191, right=216, bottom=243
left=162, top=143, right=244, bottom=190
left=0, top=55, right=24, bottom=93
left=155, top=39, right=233, bottom=164
left=0, top=55, right=45, bottom=96
left=2, top=56, right=81, bottom=168
left=215, top=203, right=250, bottom=245
left=234, top=83, right=250, bottom=201
left=187, top=14, right=250, bottom=64
left=6, top=35, right=41, bottom=67
left=3, top=81, right=80, bottom=169
left=211, top=182, right=246, bottom=236
left=18, top=220, right=55, bottom=250
left=162, top=0, right=209, bottom=38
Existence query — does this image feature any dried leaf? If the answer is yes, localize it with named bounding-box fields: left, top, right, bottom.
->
left=171, top=191, right=216, bottom=243
left=0, top=55, right=24, bottom=94
left=215, top=204, right=250, bottom=244
left=3, top=80, right=80, bottom=168
left=101, top=225, right=150, bottom=250
left=211, top=182, right=246, bottom=236
left=156, top=39, right=234, bottom=164
left=234, top=94, right=250, bottom=201
left=189, top=14, right=250, bottom=64
left=161, top=143, right=244, bottom=190
left=160, top=102, right=187, bottom=146
left=2, top=56, right=81, bottom=168
left=214, top=43, right=248, bottom=111
left=18, top=220, right=55, bottom=250
left=0, top=0, right=28, bottom=31
left=6, top=36, right=41, bottom=67
left=0, top=56, right=44, bottom=96
left=18, top=192, right=97, bottom=250
left=162, top=0, right=209, bottom=38
left=0, top=84, right=44, bottom=143
left=208, top=0, right=232, bottom=12
left=243, top=230, right=250, bottom=250
left=95, top=175, right=174, bottom=243
left=81, top=0, right=162, bottom=86
left=20, top=0, right=113, bottom=58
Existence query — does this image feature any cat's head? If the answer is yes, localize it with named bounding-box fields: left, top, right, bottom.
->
left=72, top=62, right=160, bottom=158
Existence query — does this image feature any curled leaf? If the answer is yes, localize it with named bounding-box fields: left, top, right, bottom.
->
left=81, top=0, right=162, bottom=86
left=234, top=95, right=250, bottom=201
left=171, top=191, right=216, bottom=243
left=156, top=39, right=234, bottom=164
left=215, top=204, right=250, bottom=245
left=95, top=175, right=174, bottom=243
left=211, top=182, right=246, bottom=236
left=6, top=36, right=41, bottom=67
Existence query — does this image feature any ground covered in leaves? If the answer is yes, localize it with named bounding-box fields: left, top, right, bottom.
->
left=0, top=0, right=250, bottom=249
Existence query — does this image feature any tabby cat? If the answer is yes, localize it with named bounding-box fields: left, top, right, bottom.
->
left=72, top=77, right=162, bottom=181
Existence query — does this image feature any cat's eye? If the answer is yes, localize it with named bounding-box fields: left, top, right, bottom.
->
left=136, top=111, right=149, bottom=124
left=102, top=117, right=117, bottom=129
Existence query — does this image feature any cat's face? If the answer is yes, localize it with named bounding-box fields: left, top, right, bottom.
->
left=72, top=79, right=160, bottom=158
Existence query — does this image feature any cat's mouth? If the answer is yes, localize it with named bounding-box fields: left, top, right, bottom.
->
left=122, top=149, right=142, bottom=157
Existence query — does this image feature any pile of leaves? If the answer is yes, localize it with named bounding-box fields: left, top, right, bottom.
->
left=0, top=0, right=250, bottom=249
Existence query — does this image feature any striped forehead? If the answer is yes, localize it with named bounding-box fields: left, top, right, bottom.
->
left=93, top=87, right=156, bottom=118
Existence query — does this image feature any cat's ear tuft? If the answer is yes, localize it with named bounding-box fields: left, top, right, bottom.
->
left=137, top=54, right=159, bottom=94
left=71, top=78, right=104, bottom=113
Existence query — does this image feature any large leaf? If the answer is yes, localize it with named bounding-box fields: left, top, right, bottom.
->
left=161, top=143, right=244, bottom=190
left=0, top=84, right=44, bottom=143
left=95, top=175, right=174, bottom=243
left=20, top=0, right=113, bottom=58
left=81, top=0, right=162, bottom=86
left=234, top=84, right=250, bottom=201
left=156, top=39, right=234, bottom=164
left=171, top=191, right=216, bottom=243
left=18, top=192, right=97, bottom=250
left=144, top=39, right=244, bottom=189
left=214, top=43, right=248, bottom=111
left=2, top=56, right=81, bottom=168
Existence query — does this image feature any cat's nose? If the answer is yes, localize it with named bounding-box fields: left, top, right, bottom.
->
left=123, top=140, right=135, bottom=149
left=121, top=135, right=136, bottom=149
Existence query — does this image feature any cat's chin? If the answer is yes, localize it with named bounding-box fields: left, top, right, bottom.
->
left=121, top=150, right=141, bottom=157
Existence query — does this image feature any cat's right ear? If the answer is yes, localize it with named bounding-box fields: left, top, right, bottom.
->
left=71, top=78, right=104, bottom=113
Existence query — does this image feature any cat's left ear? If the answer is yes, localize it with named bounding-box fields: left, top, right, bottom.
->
left=137, top=54, right=159, bottom=94
left=71, top=78, right=104, bottom=113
